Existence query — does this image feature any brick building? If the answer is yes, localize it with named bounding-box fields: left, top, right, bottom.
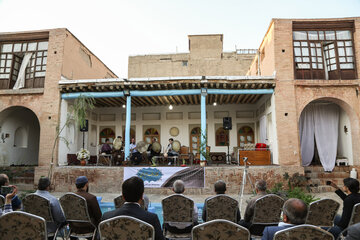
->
left=1, top=17, right=359, bottom=193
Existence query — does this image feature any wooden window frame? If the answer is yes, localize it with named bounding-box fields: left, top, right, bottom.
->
left=0, top=39, right=48, bottom=89
left=292, top=21, right=357, bottom=80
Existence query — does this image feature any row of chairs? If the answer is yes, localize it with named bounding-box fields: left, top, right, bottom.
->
left=1, top=193, right=359, bottom=239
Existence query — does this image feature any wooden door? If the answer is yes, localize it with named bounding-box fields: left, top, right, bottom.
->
left=190, top=127, right=201, bottom=156
left=238, top=126, right=254, bottom=148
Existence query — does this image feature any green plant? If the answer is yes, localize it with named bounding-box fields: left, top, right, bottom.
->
left=48, top=94, right=95, bottom=179
left=268, top=172, right=319, bottom=205
left=199, top=131, right=210, bottom=163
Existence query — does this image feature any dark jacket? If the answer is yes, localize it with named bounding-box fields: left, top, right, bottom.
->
left=74, top=190, right=102, bottom=233
left=202, top=195, right=241, bottom=222
left=1, top=194, right=21, bottom=211
left=261, top=225, right=294, bottom=240
left=102, top=203, right=165, bottom=240
left=335, top=189, right=360, bottom=229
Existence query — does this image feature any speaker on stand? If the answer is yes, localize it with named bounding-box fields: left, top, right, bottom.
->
left=223, top=117, right=232, bottom=164
left=80, top=120, right=89, bottom=149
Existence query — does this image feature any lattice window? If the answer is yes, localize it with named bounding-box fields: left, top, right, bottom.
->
left=0, top=41, right=48, bottom=89
left=215, top=127, right=229, bottom=146
left=293, top=28, right=356, bottom=80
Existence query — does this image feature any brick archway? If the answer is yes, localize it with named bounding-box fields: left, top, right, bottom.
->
left=298, top=97, right=359, bottom=166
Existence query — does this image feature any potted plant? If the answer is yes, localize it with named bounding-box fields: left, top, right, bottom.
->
left=76, top=148, right=90, bottom=166
left=199, top=131, right=210, bottom=167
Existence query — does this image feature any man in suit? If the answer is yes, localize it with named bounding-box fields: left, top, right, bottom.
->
left=345, top=222, right=360, bottom=240
left=202, top=180, right=241, bottom=222
left=261, top=198, right=308, bottom=240
left=71, top=176, right=102, bottom=239
left=102, top=176, right=164, bottom=240
left=328, top=178, right=360, bottom=239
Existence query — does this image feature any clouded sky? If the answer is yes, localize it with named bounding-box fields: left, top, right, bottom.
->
left=1, top=0, right=359, bottom=77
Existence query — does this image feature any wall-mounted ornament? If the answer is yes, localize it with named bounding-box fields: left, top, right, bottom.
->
left=169, top=127, right=179, bottom=137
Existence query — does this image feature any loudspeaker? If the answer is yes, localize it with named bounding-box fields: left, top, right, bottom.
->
left=80, top=120, right=89, bottom=132
left=223, top=117, right=232, bottom=130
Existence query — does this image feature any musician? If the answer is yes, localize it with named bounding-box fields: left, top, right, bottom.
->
left=166, top=138, right=179, bottom=166
left=130, top=138, right=142, bottom=165
left=101, top=138, right=112, bottom=154
left=113, top=136, right=123, bottom=165
left=147, top=137, right=160, bottom=164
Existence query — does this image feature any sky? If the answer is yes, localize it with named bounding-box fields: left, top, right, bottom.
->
left=0, top=0, right=359, bottom=77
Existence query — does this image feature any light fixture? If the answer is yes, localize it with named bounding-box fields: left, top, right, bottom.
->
left=213, top=102, right=217, bottom=106
left=122, top=104, right=126, bottom=108
left=169, top=105, right=173, bottom=110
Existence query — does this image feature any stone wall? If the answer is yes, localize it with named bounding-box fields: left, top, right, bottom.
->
left=35, top=165, right=304, bottom=194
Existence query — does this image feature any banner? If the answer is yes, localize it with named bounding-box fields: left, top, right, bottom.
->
left=124, top=167, right=205, bottom=188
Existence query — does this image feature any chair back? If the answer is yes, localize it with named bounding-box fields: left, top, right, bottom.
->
left=273, top=224, right=334, bottom=240
left=162, top=194, right=194, bottom=223
left=349, top=202, right=360, bottom=226
left=305, top=198, right=340, bottom=227
left=0, top=211, right=47, bottom=240
left=205, top=194, right=239, bottom=222
left=23, top=193, right=54, bottom=222
left=59, top=193, right=91, bottom=222
left=114, top=195, right=145, bottom=210
left=0, top=195, right=4, bottom=209
left=192, top=219, right=250, bottom=240
left=252, top=194, right=284, bottom=224
left=99, top=215, right=154, bottom=240
left=180, top=146, right=189, bottom=155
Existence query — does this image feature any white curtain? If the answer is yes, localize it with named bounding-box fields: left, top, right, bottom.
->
left=299, top=103, right=339, bottom=171
left=314, top=104, right=339, bottom=171
left=259, top=115, right=267, bottom=143
left=13, top=53, right=32, bottom=90
left=299, top=105, right=315, bottom=166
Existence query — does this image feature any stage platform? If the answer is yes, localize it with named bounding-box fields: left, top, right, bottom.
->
left=35, top=165, right=304, bottom=194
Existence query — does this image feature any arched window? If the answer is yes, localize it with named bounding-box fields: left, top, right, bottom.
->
left=14, top=127, right=28, bottom=148
left=215, top=127, right=229, bottom=146
left=238, top=126, right=254, bottom=148
left=99, top=128, right=115, bottom=144
left=144, top=128, right=160, bottom=144
left=190, top=127, right=201, bottom=155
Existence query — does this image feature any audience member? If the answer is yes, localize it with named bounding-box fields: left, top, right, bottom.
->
left=261, top=198, right=308, bottom=240
left=101, top=138, right=112, bottom=154
left=328, top=178, right=360, bottom=239
left=0, top=185, right=17, bottom=216
left=345, top=222, right=360, bottom=240
left=0, top=173, right=21, bottom=210
left=239, top=180, right=267, bottom=228
left=101, top=176, right=164, bottom=240
left=164, top=180, right=198, bottom=234
left=165, top=138, right=179, bottom=166
left=35, top=177, right=66, bottom=235
left=129, top=138, right=142, bottom=165
left=72, top=176, right=102, bottom=238
left=202, top=180, right=240, bottom=222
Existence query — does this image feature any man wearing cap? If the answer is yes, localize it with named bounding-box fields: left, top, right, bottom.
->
left=72, top=176, right=102, bottom=237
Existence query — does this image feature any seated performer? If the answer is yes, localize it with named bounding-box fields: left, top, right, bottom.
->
left=130, top=138, right=142, bottom=165
left=113, top=136, right=123, bottom=165
left=147, top=137, right=160, bottom=166
left=101, top=138, right=112, bottom=154
left=165, top=138, right=179, bottom=166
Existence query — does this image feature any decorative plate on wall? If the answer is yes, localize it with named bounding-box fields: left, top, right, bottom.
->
left=169, top=127, right=179, bottom=137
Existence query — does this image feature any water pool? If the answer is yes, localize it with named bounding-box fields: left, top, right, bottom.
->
left=99, top=202, right=204, bottom=225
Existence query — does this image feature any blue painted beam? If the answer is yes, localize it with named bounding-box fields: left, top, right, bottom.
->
left=124, top=96, right=132, bottom=160
left=130, top=89, right=201, bottom=97
left=61, top=92, right=125, bottom=99
left=207, top=89, right=274, bottom=95
left=61, top=89, right=274, bottom=100
left=200, top=91, right=206, bottom=161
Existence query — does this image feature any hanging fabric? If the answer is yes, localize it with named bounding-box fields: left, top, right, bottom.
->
left=314, top=104, right=339, bottom=172
left=259, top=115, right=267, bottom=144
left=13, top=53, right=33, bottom=90
left=299, top=105, right=315, bottom=166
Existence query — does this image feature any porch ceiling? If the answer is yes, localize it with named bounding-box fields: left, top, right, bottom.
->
left=59, top=77, right=276, bottom=107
